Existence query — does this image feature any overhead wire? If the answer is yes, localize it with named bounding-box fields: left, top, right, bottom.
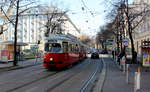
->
left=80, top=0, right=94, bottom=17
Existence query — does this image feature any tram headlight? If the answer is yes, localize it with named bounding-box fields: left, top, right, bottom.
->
left=50, top=58, right=53, bottom=61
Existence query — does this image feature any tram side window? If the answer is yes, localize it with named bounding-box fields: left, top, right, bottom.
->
left=81, top=46, right=84, bottom=52
left=73, top=44, right=76, bottom=52
left=75, top=44, right=79, bottom=52
left=62, top=42, right=68, bottom=53
left=45, top=43, right=49, bottom=52
left=44, top=43, right=61, bottom=53
left=69, top=44, right=72, bottom=52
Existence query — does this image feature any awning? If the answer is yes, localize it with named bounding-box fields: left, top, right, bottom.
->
left=0, top=41, right=28, bottom=46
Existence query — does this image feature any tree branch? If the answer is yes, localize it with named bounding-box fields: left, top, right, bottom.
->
left=0, top=7, right=15, bottom=26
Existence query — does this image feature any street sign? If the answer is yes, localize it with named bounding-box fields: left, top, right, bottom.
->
left=123, top=38, right=129, bottom=46
left=104, top=42, right=113, bottom=46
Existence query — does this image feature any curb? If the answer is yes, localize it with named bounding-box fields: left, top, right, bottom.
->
left=0, top=59, right=42, bottom=70
left=93, top=57, right=107, bottom=92
left=0, top=63, right=42, bottom=71
left=0, top=66, right=22, bottom=71
left=0, top=63, right=41, bottom=72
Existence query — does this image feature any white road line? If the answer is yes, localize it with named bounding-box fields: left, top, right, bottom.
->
left=80, top=60, right=100, bottom=92
left=93, top=55, right=107, bottom=92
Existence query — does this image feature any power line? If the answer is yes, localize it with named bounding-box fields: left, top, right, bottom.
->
left=68, top=11, right=102, bottom=15
left=80, top=0, right=94, bottom=17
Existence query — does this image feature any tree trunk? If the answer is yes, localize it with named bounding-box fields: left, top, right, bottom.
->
left=126, top=0, right=136, bottom=63
left=128, top=29, right=136, bottom=63
left=13, top=0, right=19, bottom=66
left=128, top=21, right=136, bottom=63
left=116, top=28, right=120, bottom=55
left=120, top=31, right=123, bottom=51
left=101, top=41, right=104, bottom=49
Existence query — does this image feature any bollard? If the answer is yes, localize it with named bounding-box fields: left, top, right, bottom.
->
left=134, top=67, right=141, bottom=92
left=123, top=64, right=126, bottom=73
left=126, top=64, right=129, bottom=84
left=120, top=56, right=126, bottom=72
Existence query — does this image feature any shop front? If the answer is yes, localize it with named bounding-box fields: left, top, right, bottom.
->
left=0, top=41, right=28, bottom=62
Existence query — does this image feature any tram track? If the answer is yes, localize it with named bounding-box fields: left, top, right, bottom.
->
left=8, top=59, right=91, bottom=92
left=0, top=63, right=58, bottom=92
left=45, top=61, right=92, bottom=92
left=6, top=72, right=59, bottom=92
left=1, top=58, right=102, bottom=92
left=47, top=58, right=102, bottom=92
left=80, top=59, right=102, bottom=92
left=0, top=64, right=46, bottom=87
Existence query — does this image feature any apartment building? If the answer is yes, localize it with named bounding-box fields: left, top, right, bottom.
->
left=0, top=6, right=80, bottom=50
left=133, top=0, right=150, bottom=55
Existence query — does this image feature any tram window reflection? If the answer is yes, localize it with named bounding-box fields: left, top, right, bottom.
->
left=62, top=42, right=68, bottom=53
left=45, top=43, right=61, bottom=53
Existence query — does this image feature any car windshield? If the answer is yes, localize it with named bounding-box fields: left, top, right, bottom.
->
left=45, top=43, right=61, bottom=53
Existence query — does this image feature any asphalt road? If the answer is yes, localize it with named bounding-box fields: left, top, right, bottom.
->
left=0, top=56, right=103, bottom=92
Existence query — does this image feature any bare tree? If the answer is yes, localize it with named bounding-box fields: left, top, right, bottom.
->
left=123, top=0, right=150, bottom=63
left=36, top=5, right=68, bottom=37
left=0, top=0, right=14, bottom=34
left=96, top=23, right=115, bottom=49
left=101, top=0, right=126, bottom=53
left=105, top=0, right=150, bottom=63
left=80, top=34, right=92, bottom=46
left=96, top=31, right=105, bottom=49
left=0, top=0, right=38, bottom=66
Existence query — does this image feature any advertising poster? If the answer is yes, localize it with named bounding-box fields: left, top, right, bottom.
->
left=142, top=53, right=150, bottom=67
left=141, top=41, right=150, bottom=67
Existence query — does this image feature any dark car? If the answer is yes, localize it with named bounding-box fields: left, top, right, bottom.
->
left=91, top=52, right=99, bottom=59
left=101, top=49, right=108, bottom=54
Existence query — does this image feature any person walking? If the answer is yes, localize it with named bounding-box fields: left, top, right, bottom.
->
left=112, top=50, right=115, bottom=59
left=117, top=48, right=126, bottom=65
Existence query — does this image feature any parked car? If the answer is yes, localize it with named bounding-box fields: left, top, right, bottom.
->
left=91, top=52, right=99, bottom=59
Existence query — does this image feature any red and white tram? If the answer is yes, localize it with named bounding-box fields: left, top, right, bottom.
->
left=43, top=34, right=86, bottom=69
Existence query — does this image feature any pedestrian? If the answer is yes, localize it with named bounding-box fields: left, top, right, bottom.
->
left=16, top=50, right=20, bottom=61
left=117, top=48, right=126, bottom=65
left=112, top=50, right=115, bottom=59
left=20, top=51, right=24, bottom=60
left=133, top=51, right=137, bottom=63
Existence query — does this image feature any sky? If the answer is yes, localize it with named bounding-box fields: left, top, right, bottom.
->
left=39, top=0, right=134, bottom=37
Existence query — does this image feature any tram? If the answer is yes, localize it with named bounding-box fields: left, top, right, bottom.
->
left=43, top=34, right=86, bottom=69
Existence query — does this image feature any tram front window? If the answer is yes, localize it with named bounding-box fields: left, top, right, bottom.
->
left=45, top=43, right=61, bottom=53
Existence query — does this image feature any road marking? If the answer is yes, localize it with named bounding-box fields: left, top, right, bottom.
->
left=93, top=55, right=107, bottom=92
left=80, top=60, right=100, bottom=92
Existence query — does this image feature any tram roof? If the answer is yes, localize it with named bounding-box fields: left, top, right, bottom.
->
left=45, top=34, right=77, bottom=41
left=45, top=34, right=87, bottom=46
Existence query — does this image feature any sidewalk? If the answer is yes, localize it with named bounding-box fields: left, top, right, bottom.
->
left=102, top=56, right=150, bottom=92
left=0, top=58, right=43, bottom=71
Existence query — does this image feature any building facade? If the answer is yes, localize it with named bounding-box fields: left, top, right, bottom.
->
left=0, top=6, right=80, bottom=50
left=133, top=0, right=150, bottom=55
